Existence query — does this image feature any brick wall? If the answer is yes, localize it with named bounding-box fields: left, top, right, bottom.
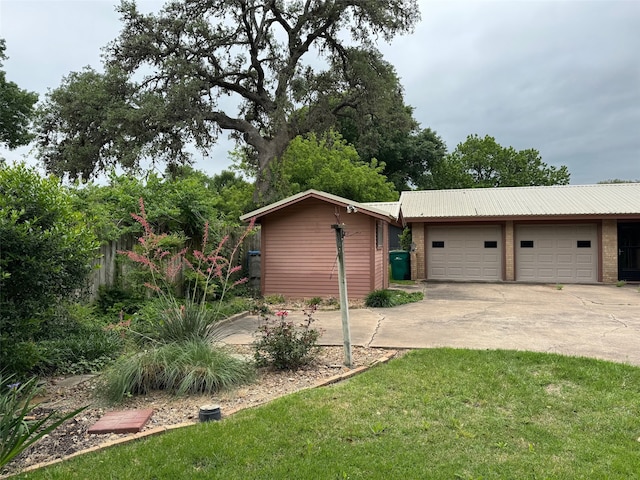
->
left=601, top=219, right=618, bottom=284
left=504, top=221, right=514, bottom=281
left=410, top=223, right=425, bottom=279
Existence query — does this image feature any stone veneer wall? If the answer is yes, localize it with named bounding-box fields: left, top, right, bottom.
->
left=601, top=219, right=618, bottom=284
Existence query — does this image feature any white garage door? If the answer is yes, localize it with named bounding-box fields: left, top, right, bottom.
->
left=515, top=224, right=597, bottom=283
left=427, top=226, right=502, bottom=281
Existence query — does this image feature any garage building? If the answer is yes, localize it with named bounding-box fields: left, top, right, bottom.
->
left=401, top=184, right=640, bottom=284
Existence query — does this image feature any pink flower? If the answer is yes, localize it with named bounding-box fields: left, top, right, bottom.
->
left=276, top=310, right=288, bottom=318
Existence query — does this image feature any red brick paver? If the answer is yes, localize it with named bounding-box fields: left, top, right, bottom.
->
left=88, top=409, right=154, bottom=434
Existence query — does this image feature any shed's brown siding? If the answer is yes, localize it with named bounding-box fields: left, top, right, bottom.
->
left=373, top=221, right=389, bottom=291
left=260, top=198, right=380, bottom=298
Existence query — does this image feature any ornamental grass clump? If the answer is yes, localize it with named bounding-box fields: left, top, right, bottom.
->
left=101, top=340, right=255, bottom=403
left=253, top=307, right=321, bottom=370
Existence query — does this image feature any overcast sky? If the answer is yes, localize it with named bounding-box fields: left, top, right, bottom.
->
left=1, top=0, right=638, bottom=185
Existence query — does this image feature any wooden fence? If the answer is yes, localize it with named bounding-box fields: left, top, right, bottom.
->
left=86, top=227, right=261, bottom=301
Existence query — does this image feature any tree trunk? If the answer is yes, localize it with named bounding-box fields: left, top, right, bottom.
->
left=253, top=131, right=293, bottom=205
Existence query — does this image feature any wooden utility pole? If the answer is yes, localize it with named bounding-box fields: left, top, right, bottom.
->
left=332, top=223, right=352, bottom=367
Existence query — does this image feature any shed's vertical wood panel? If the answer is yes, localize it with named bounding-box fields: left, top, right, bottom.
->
left=261, top=198, right=377, bottom=298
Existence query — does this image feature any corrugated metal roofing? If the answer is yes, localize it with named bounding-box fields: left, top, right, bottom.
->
left=240, top=189, right=397, bottom=221
left=362, top=201, right=401, bottom=219
left=399, top=184, right=640, bottom=219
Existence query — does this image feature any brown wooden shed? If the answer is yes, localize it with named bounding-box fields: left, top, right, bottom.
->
left=240, top=190, right=401, bottom=299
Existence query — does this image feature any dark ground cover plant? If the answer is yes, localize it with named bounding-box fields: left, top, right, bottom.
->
left=365, top=288, right=423, bottom=308
left=29, top=303, right=124, bottom=376
left=253, top=306, right=321, bottom=370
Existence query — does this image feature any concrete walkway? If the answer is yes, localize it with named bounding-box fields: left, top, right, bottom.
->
left=219, top=283, right=640, bottom=366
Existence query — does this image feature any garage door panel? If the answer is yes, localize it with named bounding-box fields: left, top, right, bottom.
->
left=428, top=226, right=502, bottom=281
left=448, top=266, right=463, bottom=276
left=515, top=225, right=597, bottom=283
left=557, top=239, right=572, bottom=248
left=557, top=254, right=572, bottom=264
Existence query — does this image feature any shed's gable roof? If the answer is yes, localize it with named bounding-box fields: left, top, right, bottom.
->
left=400, top=183, right=640, bottom=219
left=240, top=189, right=398, bottom=222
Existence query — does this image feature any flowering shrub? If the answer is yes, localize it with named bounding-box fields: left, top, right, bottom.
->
left=99, top=199, right=257, bottom=402
left=117, top=198, right=255, bottom=343
left=253, top=306, right=322, bottom=370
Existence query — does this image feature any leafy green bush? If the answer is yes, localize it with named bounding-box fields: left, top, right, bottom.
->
left=27, top=303, right=124, bottom=375
left=0, top=163, right=99, bottom=377
left=95, top=285, right=144, bottom=316
left=101, top=340, right=254, bottom=403
left=399, top=227, right=412, bottom=251
left=365, top=289, right=424, bottom=308
left=0, top=374, right=87, bottom=468
left=254, top=308, right=321, bottom=370
left=364, top=289, right=393, bottom=307
left=35, top=333, right=123, bottom=375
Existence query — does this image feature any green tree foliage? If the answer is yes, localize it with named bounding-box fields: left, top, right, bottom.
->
left=276, top=131, right=398, bottom=203
left=379, top=127, right=447, bottom=191
left=35, top=1, right=419, bottom=203
left=428, top=134, right=570, bottom=189
left=0, top=39, right=38, bottom=149
left=0, top=163, right=99, bottom=376
left=35, top=67, right=154, bottom=180
left=72, top=168, right=254, bottom=243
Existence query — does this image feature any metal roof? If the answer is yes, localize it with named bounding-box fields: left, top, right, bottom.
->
left=240, top=189, right=397, bottom=222
left=362, top=201, right=402, bottom=219
left=399, top=184, right=640, bottom=219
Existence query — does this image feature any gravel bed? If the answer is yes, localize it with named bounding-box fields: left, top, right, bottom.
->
left=2, top=345, right=399, bottom=477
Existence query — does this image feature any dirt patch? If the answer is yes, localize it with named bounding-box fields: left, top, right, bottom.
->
left=2, top=345, right=400, bottom=477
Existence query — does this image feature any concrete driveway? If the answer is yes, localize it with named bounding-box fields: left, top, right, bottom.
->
left=220, top=283, right=640, bottom=366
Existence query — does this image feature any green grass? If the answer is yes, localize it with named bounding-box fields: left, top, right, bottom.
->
left=16, top=349, right=640, bottom=479
left=389, top=278, right=416, bottom=285
left=365, top=289, right=423, bottom=307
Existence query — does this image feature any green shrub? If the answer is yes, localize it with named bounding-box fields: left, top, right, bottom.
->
left=399, top=227, right=412, bottom=251
left=365, top=289, right=424, bottom=308
left=253, top=308, right=321, bottom=370
left=95, top=286, right=144, bottom=316
left=35, top=333, right=123, bottom=375
left=0, top=163, right=99, bottom=376
left=365, top=289, right=393, bottom=307
left=100, top=340, right=254, bottom=403
left=28, top=303, right=124, bottom=375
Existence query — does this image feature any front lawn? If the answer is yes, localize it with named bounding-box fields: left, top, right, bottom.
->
left=16, top=349, right=640, bottom=479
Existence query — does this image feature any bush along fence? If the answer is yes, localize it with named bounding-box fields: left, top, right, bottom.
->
left=87, top=226, right=261, bottom=302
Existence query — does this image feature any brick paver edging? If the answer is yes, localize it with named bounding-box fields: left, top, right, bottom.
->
left=13, top=350, right=398, bottom=476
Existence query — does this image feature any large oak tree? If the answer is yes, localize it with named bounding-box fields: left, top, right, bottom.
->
left=36, top=0, right=419, bottom=203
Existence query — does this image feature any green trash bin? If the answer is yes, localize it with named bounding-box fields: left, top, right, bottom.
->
left=389, top=250, right=410, bottom=280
